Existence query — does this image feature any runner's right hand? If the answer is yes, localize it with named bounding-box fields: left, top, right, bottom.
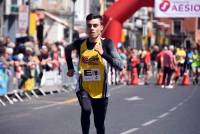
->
left=67, top=69, right=75, bottom=77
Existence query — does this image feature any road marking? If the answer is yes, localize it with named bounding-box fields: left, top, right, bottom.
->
left=33, top=102, right=64, bottom=110
left=33, top=86, right=121, bottom=110
left=169, top=106, right=177, bottom=112
left=33, top=97, right=78, bottom=110
left=120, top=128, right=139, bottom=134
left=141, top=119, right=158, bottom=126
left=158, top=112, right=169, bottom=118
left=121, top=85, right=199, bottom=134
left=37, top=100, right=64, bottom=104
left=111, top=85, right=125, bottom=91
left=124, top=96, right=144, bottom=101
left=178, top=102, right=183, bottom=106
left=63, top=98, right=78, bottom=104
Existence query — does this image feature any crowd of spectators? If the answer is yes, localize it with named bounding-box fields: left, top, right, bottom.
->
left=117, top=42, right=200, bottom=87
left=0, top=35, right=199, bottom=94
left=0, top=36, right=66, bottom=92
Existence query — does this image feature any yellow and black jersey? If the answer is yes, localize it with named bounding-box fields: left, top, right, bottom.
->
left=65, top=38, right=123, bottom=98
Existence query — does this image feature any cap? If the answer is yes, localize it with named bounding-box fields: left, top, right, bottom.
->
left=18, top=53, right=24, bottom=61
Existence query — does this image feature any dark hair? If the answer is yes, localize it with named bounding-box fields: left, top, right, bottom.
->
left=86, top=13, right=103, bottom=23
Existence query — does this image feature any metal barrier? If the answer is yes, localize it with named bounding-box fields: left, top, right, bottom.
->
left=0, top=68, right=8, bottom=96
left=60, top=63, right=77, bottom=90
left=0, top=67, right=13, bottom=105
left=108, top=66, right=120, bottom=85
left=0, top=63, right=120, bottom=106
left=40, top=70, right=63, bottom=94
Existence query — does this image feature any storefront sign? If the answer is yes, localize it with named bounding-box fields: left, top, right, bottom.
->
left=155, top=0, right=200, bottom=17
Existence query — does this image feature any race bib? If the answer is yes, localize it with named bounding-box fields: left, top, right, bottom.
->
left=82, top=69, right=100, bottom=81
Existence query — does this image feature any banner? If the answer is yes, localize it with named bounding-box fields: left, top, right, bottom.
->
left=29, top=13, right=37, bottom=37
left=40, top=70, right=63, bottom=92
left=0, top=69, right=8, bottom=96
left=155, top=0, right=200, bottom=18
left=18, top=5, right=29, bottom=34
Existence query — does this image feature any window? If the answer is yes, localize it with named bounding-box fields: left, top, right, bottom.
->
left=11, top=0, right=17, bottom=4
left=173, top=20, right=181, bottom=34
left=106, top=0, right=115, bottom=7
left=198, top=18, right=200, bottom=30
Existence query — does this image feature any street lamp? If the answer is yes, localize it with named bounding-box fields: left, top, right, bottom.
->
left=24, top=0, right=31, bottom=37
left=69, top=0, right=76, bottom=43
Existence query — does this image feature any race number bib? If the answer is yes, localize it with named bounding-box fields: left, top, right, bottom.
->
left=83, top=69, right=100, bottom=81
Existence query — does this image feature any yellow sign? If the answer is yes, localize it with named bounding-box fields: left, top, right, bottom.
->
left=29, top=12, right=37, bottom=37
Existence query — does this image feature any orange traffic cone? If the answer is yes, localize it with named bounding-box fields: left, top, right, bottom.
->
left=175, top=67, right=180, bottom=78
left=131, top=68, right=139, bottom=85
left=156, top=72, right=163, bottom=85
left=182, top=72, right=190, bottom=86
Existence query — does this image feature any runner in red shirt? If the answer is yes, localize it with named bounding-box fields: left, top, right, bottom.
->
left=143, top=48, right=151, bottom=85
left=156, top=49, right=164, bottom=81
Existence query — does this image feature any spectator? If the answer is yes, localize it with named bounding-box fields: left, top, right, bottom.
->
left=143, top=48, right=151, bottom=85
left=161, top=45, right=175, bottom=88
left=176, top=45, right=186, bottom=76
left=151, top=45, right=159, bottom=77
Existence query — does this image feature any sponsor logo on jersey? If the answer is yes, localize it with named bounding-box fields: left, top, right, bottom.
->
left=82, top=55, right=99, bottom=65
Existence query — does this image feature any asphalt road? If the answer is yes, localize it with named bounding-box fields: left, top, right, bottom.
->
left=0, top=84, right=200, bottom=134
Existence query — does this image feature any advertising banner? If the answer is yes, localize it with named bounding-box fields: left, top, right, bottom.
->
left=40, top=70, right=63, bottom=93
left=18, top=5, right=29, bottom=34
left=0, top=69, right=8, bottom=96
left=155, top=0, right=200, bottom=17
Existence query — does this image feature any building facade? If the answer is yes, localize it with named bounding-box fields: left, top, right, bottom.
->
left=156, top=17, right=200, bottom=48
left=1, top=0, right=102, bottom=42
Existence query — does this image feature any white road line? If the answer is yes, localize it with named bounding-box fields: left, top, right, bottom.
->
left=121, top=85, right=199, bottom=134
left=111, top=85, right=125, bottom=91
left=36, top=100, right=63, bottom=104
left=120, top=128, right=140, bottom=134
left=33, top=86, right=123, bottom=110
left=169, top=107, right=177, bottom=112
left=158, top=112, right=169, bottom=118
left=125, top=96, right=144, bottom=101
left=141, top=119, right=158, bottom=126
left=178, top=102, right=183, bottom=106
left=33, top=102, right=64, bottom=110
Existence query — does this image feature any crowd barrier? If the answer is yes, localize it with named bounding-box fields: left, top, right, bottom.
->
left=0, top=68, right=8, bottom=96
left=40, top=70, right=62, bottom=94
left=0, top=63, right=120, bottom=106
left=60, top=63, right=77, bottom=90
